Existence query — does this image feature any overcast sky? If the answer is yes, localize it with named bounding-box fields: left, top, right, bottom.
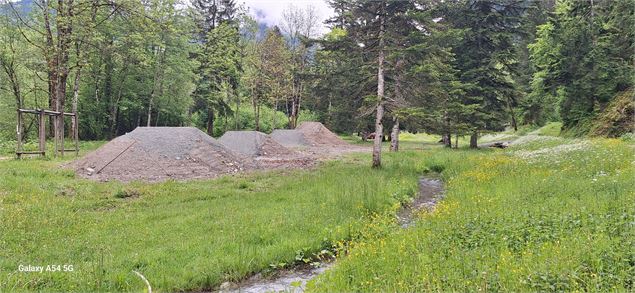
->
left=239, top=0, right=334, bottom=35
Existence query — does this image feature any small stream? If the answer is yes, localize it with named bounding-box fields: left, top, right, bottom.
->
left=220, top=177, right=444, bottom=293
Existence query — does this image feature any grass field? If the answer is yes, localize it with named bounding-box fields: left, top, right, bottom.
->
left=309, top=136, right=635, bottom=292
left=1, top=130, right=633, bottom=292
left=0, top=144, right=423, bottom=291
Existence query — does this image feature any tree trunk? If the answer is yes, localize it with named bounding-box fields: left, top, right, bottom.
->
left=454, top=133, right=459, bottom=149
left=470, top=132, right=478, bottom=149
left=206, top=108, right=214, bottom=136
left=372, top=3, right=386, bottom=168
left=442, top=133, right=451, bottom=148
left=71, top=67, right=81, bottom=140
left=110, top=65, right=128, bottom=138
left=256, top=104, right=261, bottom=131
left=272, top=98, right=278, bottom=130
left=235, top=99, right=240, bottom=130
left=390, top=117, right=399, bottom=152
left=43, top=0, right=57, bottom=138
left=290, top=97, right=298, bottom=128
left=1, top=64, right=23, bottom=109
left=147, top=44, right=166, bottom=128
left=146, top=100, right=152, bottom=127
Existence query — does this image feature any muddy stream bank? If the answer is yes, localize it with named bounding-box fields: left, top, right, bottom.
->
left=219, top=177, right=444, bottom=293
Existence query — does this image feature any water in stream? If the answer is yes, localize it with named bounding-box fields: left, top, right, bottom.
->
left=221, top=177, right=444, bottom=293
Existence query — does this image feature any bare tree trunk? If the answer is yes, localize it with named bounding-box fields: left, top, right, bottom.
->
left=235, top=98, right=240, bottom=130
left=256, top=105, right=261, bottom=131
left=1, top=61, right=22, bottom=110
left=372, top=3, right=386, bottom=168
left=454, top=133, right=459, bottom=149
left=43, top=0, right=57, bottom=138
left=470, top=132, right=478, bottom=149
left=53, top=0, right=76, bottom=156
left=252, top=97, right=260, bottom=132
left=272, top=97, right=278, bottom=130
left=71, top=67, right=81, bottom=140
left=110, top=65, right=129, bottom=138
left=507, top=98, right=518, bottom=132
left=206, top=108, right=214, bottom=136
left=442, top=110, right=451, bottom=147
left=442, top=133, right=451, bottom=148
left=390, top=117, right=399, bottom=152
left=146, top=100, right=152, bottom=127
left=147, top=44, right=166, bottom=128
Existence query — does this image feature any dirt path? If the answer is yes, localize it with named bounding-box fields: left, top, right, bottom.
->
left=220, top=176, right=445, bottom=293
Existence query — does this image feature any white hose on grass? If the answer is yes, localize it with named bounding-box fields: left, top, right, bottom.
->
left=133, top=270, right=152, bottom=293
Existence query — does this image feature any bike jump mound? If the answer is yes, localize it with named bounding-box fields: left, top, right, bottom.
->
left=218, top=131, right=298, bottom=157
left=270, top=129, right=310, bottom=148
left=296, top=122, right=348, bottom=146
left=72, top=127, right=253, bottom=182
left=219, top=131, right=315, bottom=169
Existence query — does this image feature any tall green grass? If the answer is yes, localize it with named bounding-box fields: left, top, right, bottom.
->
left=309, top=138, right=635, bottom=291
left=0, top=152, right=420, bottom=291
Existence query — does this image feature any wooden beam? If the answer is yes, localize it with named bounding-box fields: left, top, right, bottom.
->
left=60, top=114, right=65, bottom=158
left=16, top=110, right=22, bottom=159
left=18, top=108, right=75, bottom=116
left=39, top=110, right=46, bottom=156
left=73, top=115, right=79, bottom=157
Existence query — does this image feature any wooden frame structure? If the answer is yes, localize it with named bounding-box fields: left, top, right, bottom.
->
left=16, top=109, right=79, bottom=158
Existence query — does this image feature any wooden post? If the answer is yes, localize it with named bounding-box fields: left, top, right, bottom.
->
left=60, top=114, right=65, bottom=157
left=73, top=114, right=79, bottom=157
left=16, top=110, right=22, bottom=159
left=39, top=110, right=46, bottom=156
left=53, top=114, right=58, bottom=157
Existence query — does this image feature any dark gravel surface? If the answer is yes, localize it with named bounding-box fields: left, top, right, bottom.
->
left=270, top=129, right=310, bottom=147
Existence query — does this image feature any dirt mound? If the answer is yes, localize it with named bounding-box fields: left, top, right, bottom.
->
left=296, top=122, right=348, bottom=146
left=270, top=130, right=310, bottom=147
left=219, top=131, right=297, bottom=157
left=220, top=131, right=316, bottom=169
left=71, top=127, right=253, bottom=182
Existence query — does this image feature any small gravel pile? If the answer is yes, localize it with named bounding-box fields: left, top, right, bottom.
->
left=71, top=127, right=253, bottom=182
left=296, top=122, right=348, bottom=146
left=219, top=131, right=297, bottom=157
left=219, top=131, right=315, bottom=169
left=270, top=129, right=310, bottom=147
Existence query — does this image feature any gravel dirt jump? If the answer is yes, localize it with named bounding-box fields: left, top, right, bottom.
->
left=219, top=131, right=296, bottom=157
left=71, top=127, right=253, bottom=182
left=292, top=122, right=370, bottom=158
left=219, top=131, right=314, bottom=169
left=296, top=122, right=348, bottom=146
left=270, top=129, right=310, bottom=148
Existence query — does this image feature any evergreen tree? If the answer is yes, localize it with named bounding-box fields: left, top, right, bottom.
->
left=529, top=0, right=634, bottom=135
left=190, top=0, right=240, bottom=135
left=445, top=0, right=526, bottom=147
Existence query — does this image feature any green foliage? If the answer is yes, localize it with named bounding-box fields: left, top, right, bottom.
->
left=529, top=0, right=635, bottom=133
left=446, top=0, right=525, bottom=134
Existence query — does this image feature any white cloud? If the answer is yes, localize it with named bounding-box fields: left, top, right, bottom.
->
left=238, top=0, right=334, bottom=35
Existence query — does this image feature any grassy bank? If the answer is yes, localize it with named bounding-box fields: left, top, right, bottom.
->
left=309, top=137, right=635, bottom=291
left=0, top=150, right=422, bottom=291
